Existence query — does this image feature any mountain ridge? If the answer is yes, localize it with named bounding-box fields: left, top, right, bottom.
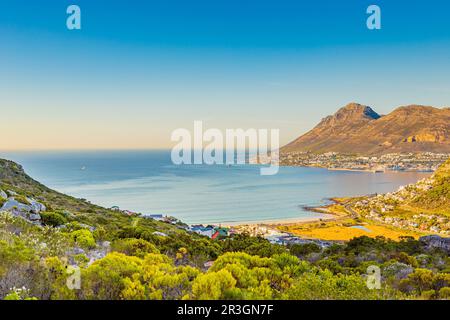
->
left=282, top=103, right=450, bottom=155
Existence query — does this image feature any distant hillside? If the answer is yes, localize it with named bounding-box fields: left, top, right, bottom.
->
left=0, top=158, right=184, bottom=235
left=412, top=158, right=450, bottom=211
left=351, top=157, right=450, bottom=235
left=282, top=103, right=450, bottom=155
left=0, top=158, right=108, bottom=215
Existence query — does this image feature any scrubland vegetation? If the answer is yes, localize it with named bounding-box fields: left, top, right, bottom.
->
left=1, top=211, right=450, bottom=300
left=1, top=158, right=450, bottom=300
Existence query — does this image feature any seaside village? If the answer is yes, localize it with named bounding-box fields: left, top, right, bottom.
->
left=280, top=152, right=450, bottom=172
left=353, top=176, right=450, bottom=235
left=110, top=207, right=333, bottom=247
left=121, top=211, right=334, bottom=248
left=111, top=210, right=450, bottom=252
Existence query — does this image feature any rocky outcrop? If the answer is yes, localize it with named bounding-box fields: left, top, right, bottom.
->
left=0, top=196, right=46, bottom=225
left=419, top=235, right=450, bottom=253
left=1, top=198, right=32, bottom=212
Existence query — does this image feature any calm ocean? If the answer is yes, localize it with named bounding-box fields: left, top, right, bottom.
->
left=1, top=150, right=430, bottom=224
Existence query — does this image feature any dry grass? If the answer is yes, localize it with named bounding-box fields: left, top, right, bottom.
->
left=278, top=201, right=423, bottom=241
left=282, top=222, right=422, bottom=241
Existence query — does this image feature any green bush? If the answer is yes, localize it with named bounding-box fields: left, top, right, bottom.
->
left=290, top=243, right=321, bottom=256
left=40, top=212, right=67, bottom=227
left=112, top=238, right=159, bottom=258
left=439, top=287, right=450, bottom=299
left=71, top=229, right=96, bottom=249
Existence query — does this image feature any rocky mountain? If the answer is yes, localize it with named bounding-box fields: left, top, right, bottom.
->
left=282, top=103, right=450, bottom=155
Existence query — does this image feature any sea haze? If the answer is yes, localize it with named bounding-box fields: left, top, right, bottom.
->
left=1, top=150, right=431, bottom=224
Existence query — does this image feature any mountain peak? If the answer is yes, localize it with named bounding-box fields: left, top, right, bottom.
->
left=337, top=103, right=380, bottom=120
left=316, top=103, right=380, bottom=129
left=282, top=103, right=450, bottom=155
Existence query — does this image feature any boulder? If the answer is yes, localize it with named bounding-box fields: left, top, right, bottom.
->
left=383, top=262, right=414, bottom=280
left=420, top=235, right=450, bottom=253
left=72, top=247, right=86, bottom=255
left=101, top=241, right=111, bottom=248
left=28, top=199, right=46, bottom=213
left=78, top=223, right=96, bottom=232
left=29, top=213, right=41, bottom=221
left=1, top=199, right=32, bottom=213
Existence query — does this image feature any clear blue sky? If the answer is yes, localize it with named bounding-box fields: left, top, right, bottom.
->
left=1, top=0, right=450, bottom=149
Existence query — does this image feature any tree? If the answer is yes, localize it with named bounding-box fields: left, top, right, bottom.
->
left=289, top=243, right=321, bottom=257
left=40, top=212, right=67, bottom=227
left=400, top=268, right=434, bottom=294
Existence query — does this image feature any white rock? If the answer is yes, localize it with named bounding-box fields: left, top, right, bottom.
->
left=7, top=190, right=17, bottom=196
left=29, top=213, right=41, bottom=221
left=1, top=199, right=32, bottom=213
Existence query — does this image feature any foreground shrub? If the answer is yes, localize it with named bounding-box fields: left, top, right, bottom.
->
left=112, top=238, right=159, bottom=258
left=40, top=212, right=67, bottom=227
left=71, top=229, right=96, bottom=249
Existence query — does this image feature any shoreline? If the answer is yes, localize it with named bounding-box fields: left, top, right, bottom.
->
left=215, top=199, right=343, bottom=228
left=280, top=163, right=435, bottom=173
left=217, top=212, right=337, bottom=228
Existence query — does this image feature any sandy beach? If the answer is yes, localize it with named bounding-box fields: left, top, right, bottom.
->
left=217, top=213, right=337, bottom=227
left=216, top=202, right=341, bottom=227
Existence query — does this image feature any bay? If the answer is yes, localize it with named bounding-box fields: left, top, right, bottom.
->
left=0, top=150, right=430, bottom=225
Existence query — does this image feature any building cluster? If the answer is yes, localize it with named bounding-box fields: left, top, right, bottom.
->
left=353, top=177, right=450, bottom=235
left=189, top=225, right=231, bottom=239
left=280, top=152, right=449, bottom=172
left=229, top=223, right=334, bottom=248
left=140, top=212, right=334, bottom=248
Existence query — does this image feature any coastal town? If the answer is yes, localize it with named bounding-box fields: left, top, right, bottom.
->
left=136, top=211, right=450, bottom=254
left=138, top=213, right=334, bottom=248
left=351, top=176, right=450, bottom=236
left=280, top=152, right=449, bottom=172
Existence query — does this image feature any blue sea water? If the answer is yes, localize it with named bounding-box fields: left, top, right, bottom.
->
left=0, top=150, right=430, bottom=224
